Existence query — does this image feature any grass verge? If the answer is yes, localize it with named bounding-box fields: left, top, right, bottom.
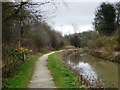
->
left=47, top=52, right=84, bottom=88
left=7, top=53, right=44, bottom=88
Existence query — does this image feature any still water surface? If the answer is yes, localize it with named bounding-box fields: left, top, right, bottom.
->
left=66, top=52, right=118, bottom=88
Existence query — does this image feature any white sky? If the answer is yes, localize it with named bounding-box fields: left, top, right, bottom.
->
left=49, top=2, right=98, bottom=36
left=54, top=24, right=94, bottom=36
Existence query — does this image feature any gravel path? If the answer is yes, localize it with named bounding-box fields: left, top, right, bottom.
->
left=28, top=52, right=55, bottom=88
left=28, top=51, right=62, bottom=88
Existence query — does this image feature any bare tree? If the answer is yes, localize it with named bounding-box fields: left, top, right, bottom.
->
left=71, top=23, right=78, bottom=34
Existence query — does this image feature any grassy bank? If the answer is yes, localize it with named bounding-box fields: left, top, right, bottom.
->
left=7, top=53, right=43, bottom=88
left=47, top=52, right=84, bottom=88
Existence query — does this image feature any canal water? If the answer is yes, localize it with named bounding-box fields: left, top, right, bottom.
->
left=66, top=51, right=118, bottom=88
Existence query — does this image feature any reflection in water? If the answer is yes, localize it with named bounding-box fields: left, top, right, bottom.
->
left=66, top=52, right=118, bottom=88
left=77, top=62, right=97, bottom=81
left=68, top=60, right=98, bottom=86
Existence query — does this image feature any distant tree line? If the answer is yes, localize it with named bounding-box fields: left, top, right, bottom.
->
left=64, top=2, right=120, bottom=48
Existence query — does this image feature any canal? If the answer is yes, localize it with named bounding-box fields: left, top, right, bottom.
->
left=66, top=51, right=118, bottom=88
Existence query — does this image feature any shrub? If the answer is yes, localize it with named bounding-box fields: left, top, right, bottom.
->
left=11, top=47, right=32, bottom=62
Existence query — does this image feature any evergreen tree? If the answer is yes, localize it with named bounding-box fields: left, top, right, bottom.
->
left=94, top=2, right=116, bottom=36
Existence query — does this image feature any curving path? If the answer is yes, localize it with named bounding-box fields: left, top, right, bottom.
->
left=28, top=50, right=62, bottom=88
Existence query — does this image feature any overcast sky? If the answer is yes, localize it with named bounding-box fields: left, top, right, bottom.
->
left=2, top=0, right=118, bottom=36
left=40, top=0, right=118, bottom=36
left=49, top=2, right=99, bottom=35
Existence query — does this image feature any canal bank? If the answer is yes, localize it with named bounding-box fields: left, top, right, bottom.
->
left=89, top=50, right=120, bottom=63
left=47, top=51, right=84, bottom=88
left=62, top=49, right=119, bottom=88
